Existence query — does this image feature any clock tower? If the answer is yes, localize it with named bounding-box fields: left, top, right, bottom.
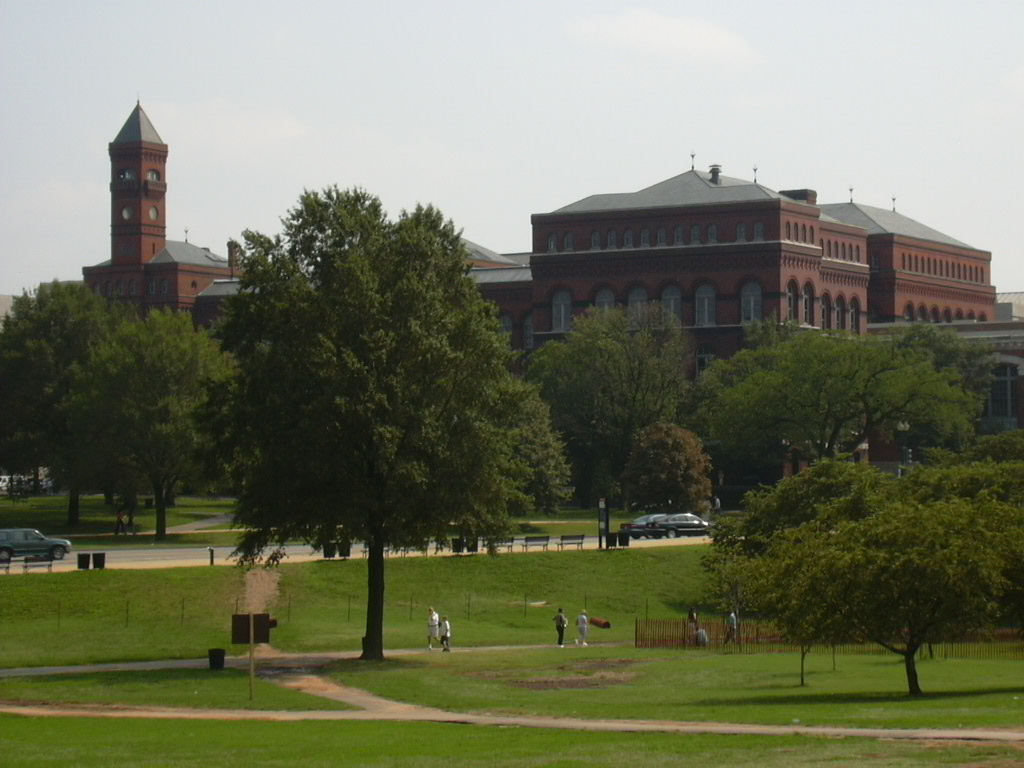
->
left=109, top=102, right=167, bottom=266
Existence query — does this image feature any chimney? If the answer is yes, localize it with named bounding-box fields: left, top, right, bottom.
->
left=780, top=188, right=818, bottom=206
left=709, top=164, right=721, bottom=185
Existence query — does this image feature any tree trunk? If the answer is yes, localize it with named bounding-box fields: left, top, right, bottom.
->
left=361, top=535, right=386, bottom=661
left=800, top=646, right=808, bottom=686
left=903, top=648, right=923, bottom=696
left=66, top=485, right=81, bottom=527
left=153, top=480, right=167, bottom=540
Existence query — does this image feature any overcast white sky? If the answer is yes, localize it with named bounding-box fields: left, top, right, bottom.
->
left=2, top=0, right=1022, bottom=296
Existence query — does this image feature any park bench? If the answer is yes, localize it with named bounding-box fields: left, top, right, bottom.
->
left=492, top=538, right=514, bottom=553
left=521, top=535, right=550, bottom=552
left=22, top=555, right=55, bottom=573
left=557, top=534, right=585, bottom=551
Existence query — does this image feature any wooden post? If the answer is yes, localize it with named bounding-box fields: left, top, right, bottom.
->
left=248, top=612, right=255, bottom=701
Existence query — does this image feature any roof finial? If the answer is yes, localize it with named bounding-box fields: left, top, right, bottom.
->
left=184, top=227, right=189, bottom=243
left=891, top=195, right=896, bottom=212
left=690, top=151, right=695, bottom=171
left=849, top=186, right=854, bottom=203
left=753, top=164, right=758, bottom=183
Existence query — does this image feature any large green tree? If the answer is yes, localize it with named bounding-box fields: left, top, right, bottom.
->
left=621, top=423, right=711, bottom=515
left=0, top=282, right=128, bottom=524
left=526, top=306, right=691, bottom=504
left=72, top=309, right=229, bottom=538
left=208, top=187, right=566, bottom=660
left=699, top=331, right=980, bottom=465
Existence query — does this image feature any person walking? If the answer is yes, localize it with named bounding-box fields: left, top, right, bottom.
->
left=440, top=615, right=452, bottom=652
left=687, top=606, right=699, bottom=644
left=427, top=607, right=440, bottom=650
left=725, top=610, right=738, bottom=644
left=575, top=609, right=589, bottom=646
left=553, top=608, right=568, bottom=647
left=114, top=505, right=127, bottom=535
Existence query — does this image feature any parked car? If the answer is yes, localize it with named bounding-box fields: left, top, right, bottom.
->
left=0, top=528, right=72, bottom=562
left=619, top=513, right=670, bottom=539
left=647, top=512, right=712, bottom=538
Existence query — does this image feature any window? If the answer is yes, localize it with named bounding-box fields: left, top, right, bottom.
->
left=753, top=222, right=764, bottom=240
left=786, top=222, right=792, bottom=240
left=918, top=306, right=929, bottom=322
left=627, top=285, right=648, bottom=324
left=148, top=279, right=156, bottom=295
left=563, top=232, right=574, bottom=251
left=640, top=229, right=650, bottom=246
left=904, top=303, right=915, bottom=322
left=656, top=228, right=666, bottom=246
left=985, top=364, right=1019, bottom=419
left=115, top=279, right=123, bottom=296
left=661, top=285, right=682, bottom=325
left=523, top=313, right=534, bottom=350
left=955, top=309, right=964, bottom=320
left=607, top=230, right=617, bottom=249
left=696, top=344, right=716, bottom=374
left=673, top=226, right=684, bottom=245
left=160, top=278, right=168, bottom=295
left=190, top=280, right=198, bottom=292
left=740, top=281, right=761, bottom=324
left=552, top=291, right=572, bottom=332
left=835, top=297, right=847, bottom=330
left=118, top=168, right=136, bottom=181
left=691, top=224, right=701, bottom=244
left=809, top=226, right=814, bottom=241
left=591, top=231, right=600, bottom=250
left=786, top=280, right=800, bottom=322
left=128, top=280, right=137, bottom=296
left=708, top=224, right=718, bottom=243
left=695, top=284, right=716, bottom=326
left=736, top=223, right=747, bottom=242
left=943, top=308, right=952, bottom=323
left=623, top=229, right=634, bottom=247
left=850, top=297, right=861, bottom=332
left=801, top=224, right=807, bottom=242
left=147, top=169, right=161, bottom=182
left=931, top=307, right=941, bottom=323
left=500, top=313, right=513, bottom=334
left=104, top=281, right=111, bottom=296
left=802, top=283, right=815, bottom=325
left=595, top=287, right=615, bottom=310
left=822, top=294, right=834, bottom=329
left=547, top=233, right=557, bottom=253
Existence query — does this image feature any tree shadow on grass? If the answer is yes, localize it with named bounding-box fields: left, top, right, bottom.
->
left=693, top=685, right=1024, bottom=707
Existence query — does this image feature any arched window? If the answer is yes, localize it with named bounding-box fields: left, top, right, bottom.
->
left=835, top=297, right=847, bottom=330
left=905, top=303, right=915, bottom=322
left=623, top=229, right=634, bottom=247
left=753, top=222, right=764, bottom=240
left=656, top=228, right=666, bottom=246
left=979, top=312, right=988, bottom=321
left=841, top=243, right=847, bottom=260
left=850, top=297, right=861, bottom=333
left=640, top=229, right=650, bottom=246
left=786, top=280, right=800, bottom=321
left=691, top=224, right=701, bottom=244
left=607, top=230, right=617, bottom=249
left=785, top=222, right=792, bottom=240
left=740, top=281, right=761, bottom=324
left=809, top=226, right=814, bottom=241
left=801, top=224, right=807, bottom=242
left=500, top=313, right=514, bottom=335
left=955, top=309, right=964, bottom=320
left=591, top=231, right=601, bottom=250
left=661, top=285, right=682, bottom=325
left=696, top=344, right=716, bottom=374
left=673, top=226, right=684, bottom=245
left=708, top=224, right=718, bottom=243
left=943, top=308, right=952, bottom=323
left=736, top=223, right=747, bottom=242
left=595, top=287, right=615, bottom=310
left=547, top=233, right=557, bottom=253
left=802, top=282, right=815, bottom=325
left=552, top=290, right=572, bottom=332
left=821, top=294, right=833, bottom=329
left=190, top=281, right=198, bottom=292
left=523, top=313, right=534, bottom=351
left=967, top=311, right=976, bottom=320
left=627, top=286, right=648, bottom=325
left=695, top=284, right=716, bottom=326
left=918, top=305, right=928, bottom=322
left=563, top=232, right=574, bottom=251
left=930, top=307, right=940, bottom=323
left=147, top=169, right=161, bottom=182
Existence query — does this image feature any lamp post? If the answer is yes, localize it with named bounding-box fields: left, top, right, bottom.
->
left=896, top=421, right=910, bottom=477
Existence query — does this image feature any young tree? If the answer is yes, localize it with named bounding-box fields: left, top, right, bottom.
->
left=0, top=282, right=128, bottom=524
left=208, top=187, right=567, bottom=660
left=621, top=423, right=711, bottom=514
left=526, top=306, right=691, bottom=504
left=72, top=309, right=229, bottom=538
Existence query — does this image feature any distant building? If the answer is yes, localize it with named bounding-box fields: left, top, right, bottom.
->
left=82, top=103, right=235, bottom=311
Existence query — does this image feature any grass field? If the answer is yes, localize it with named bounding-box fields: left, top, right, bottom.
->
left=5, top=718, right=1022, bottom=768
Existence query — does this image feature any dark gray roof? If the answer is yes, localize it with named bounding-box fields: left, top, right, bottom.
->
left=470, top=266, right=532, bottom=284
left=462, top=238, right=526, bottom=267
left=112, top=103, right=164, bottom=145
left=819, top=202, right=973, bottom=249
left=197, top=279, right=241, bottom=298
left=553, top=169, right=785, bottom=213
left=151, top=241, right=228, bottom=267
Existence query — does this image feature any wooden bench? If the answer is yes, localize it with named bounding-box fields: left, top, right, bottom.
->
left=22, top=555, right=55, bottom=573
left=521, top=535, right=549, bottom=552
left=557, top=534, right=585, bottom=551
left=491, top=538, right=514, bottom=553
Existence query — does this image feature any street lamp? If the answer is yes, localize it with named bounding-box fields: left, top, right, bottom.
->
left=896, top=421, right=910, bottom=477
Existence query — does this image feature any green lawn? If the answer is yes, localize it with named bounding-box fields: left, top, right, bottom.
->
left=1, top=718, right=1021, bottom=767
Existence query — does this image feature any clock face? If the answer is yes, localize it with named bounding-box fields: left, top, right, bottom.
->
left=121, top=206, right=132, bottom=221
left=149, top=206, right=159, bottom=221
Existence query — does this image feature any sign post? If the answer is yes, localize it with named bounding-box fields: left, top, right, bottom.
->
left=598, top=498, right=607, bottom=550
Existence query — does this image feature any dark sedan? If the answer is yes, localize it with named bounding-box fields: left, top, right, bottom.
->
left=619, top=513, right=670, bottom=539
left=647, top=513, right=712, bottom=538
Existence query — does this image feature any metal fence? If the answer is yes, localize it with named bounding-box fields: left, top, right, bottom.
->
left=635, top=618, right=1024, bottom=660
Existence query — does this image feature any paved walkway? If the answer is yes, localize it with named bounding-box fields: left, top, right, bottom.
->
left=2, top=649, right=1023, bottom=743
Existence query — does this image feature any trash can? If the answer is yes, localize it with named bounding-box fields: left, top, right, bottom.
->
left=336, top=541, right=351, bottom=558
left=605, top=533, right=617, bottom=549
left=208, top=648, right=226, bottom=670
left=466, top=538, right=479, bottom=554
left=77, top=552, right=91, bottom=570
left=617, top=531, right=631, bottom=547
left=322, top=542, right=336, bottom=559
left=92, top=552, right=106, bottom=569
left=451, top=538, right=464, bottom=554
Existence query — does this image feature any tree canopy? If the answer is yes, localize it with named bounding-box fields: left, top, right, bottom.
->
left=621, top=423, right=711, bottom=515
left=526, top=306, right=691, bottom=504
left=209, top=187, right=567, bottom=660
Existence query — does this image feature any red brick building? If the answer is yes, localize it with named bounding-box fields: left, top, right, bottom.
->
left=475, top=165, right=996, bottom=372
left=82, top=104, right=234, bottom=310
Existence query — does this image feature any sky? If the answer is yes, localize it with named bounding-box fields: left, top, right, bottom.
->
left=2, top=0, right=1023, bottom=296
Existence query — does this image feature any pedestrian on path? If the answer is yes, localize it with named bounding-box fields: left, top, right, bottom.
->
left=440, top=615, right=452, bottom=652
left=114, top=505, right=127, bottom=535
left=575, top=609, right=589, bottom=646
left=553, top=607, right=568, bottom=646
left=427, top=607, right=440, bottom=650
left=724, top=611, right=738, bottom=644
